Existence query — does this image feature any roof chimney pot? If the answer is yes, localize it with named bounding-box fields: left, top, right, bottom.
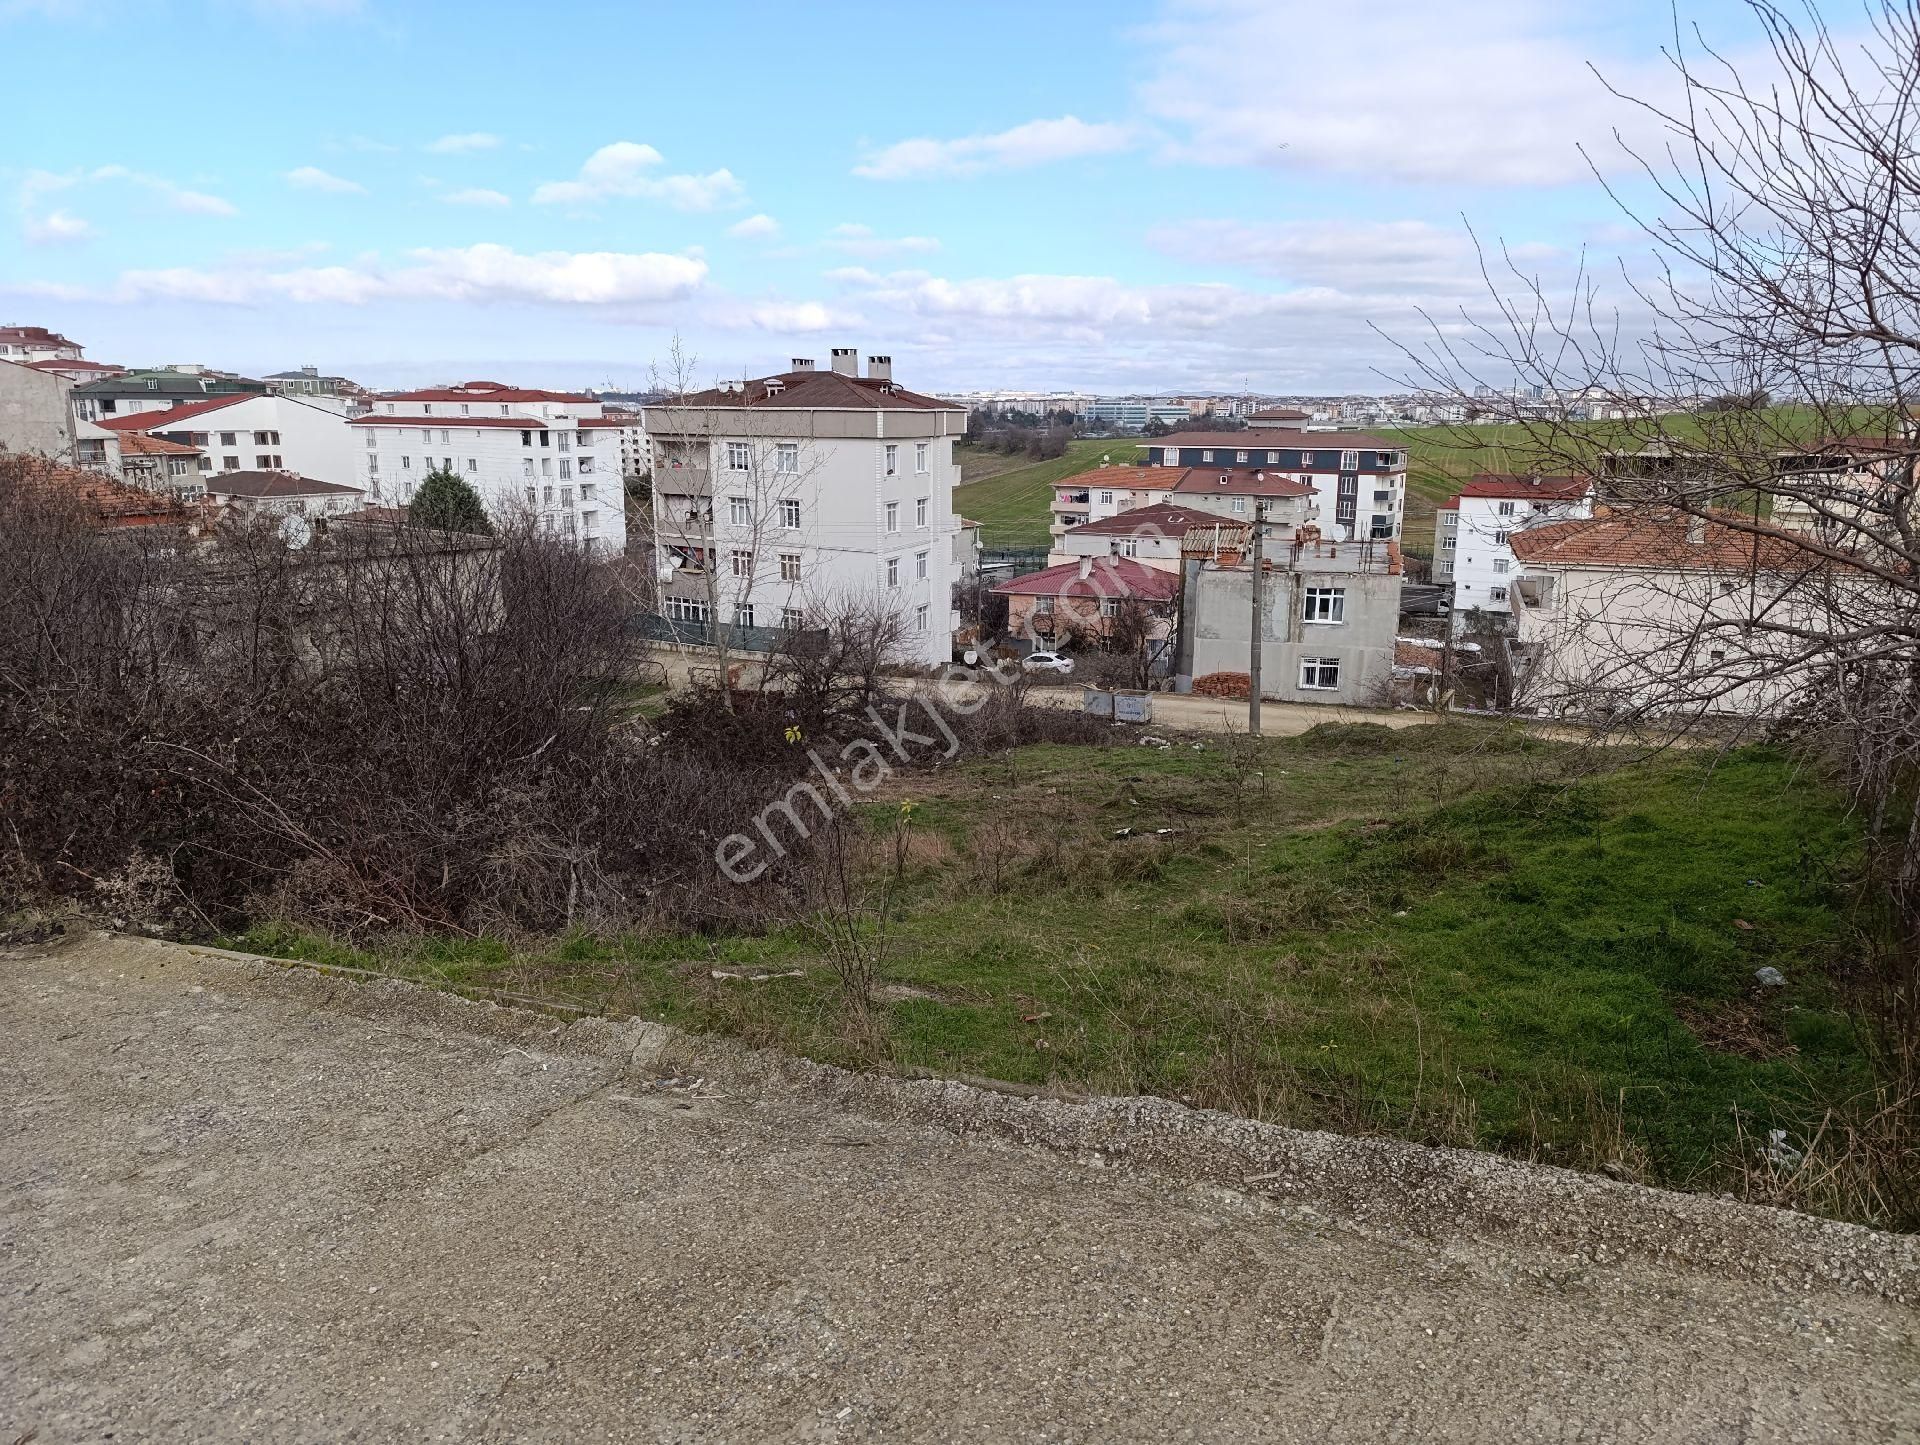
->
left=867, top=355, right=892, bottom=382
left=829, top=347, right=858, bottom=377
left=791, top=357, right=815, bottom=372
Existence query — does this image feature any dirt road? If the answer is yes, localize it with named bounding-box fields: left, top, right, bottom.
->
left=5, top=933, right=1914, bottom=1442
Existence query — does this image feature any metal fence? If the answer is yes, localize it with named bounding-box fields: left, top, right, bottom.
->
left=979, top=546, right=1051, bottom=572
left=629, top=611, right=826, bottom=655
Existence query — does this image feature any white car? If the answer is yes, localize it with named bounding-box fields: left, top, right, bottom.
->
left=1022, top=650, right=1075, bottom=675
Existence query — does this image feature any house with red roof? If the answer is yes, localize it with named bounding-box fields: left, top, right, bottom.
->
left=1049, top=463, right=1180, bottom=538
left=1047, top=501, right=1251, bottom=573
left=1135, top=428, right=1409, bottom=543
left=93, top=391, right=356, bottom=495
left=1434, top=472, right=1594, bottom=628
left=991, top=554, right=1181, bottom=646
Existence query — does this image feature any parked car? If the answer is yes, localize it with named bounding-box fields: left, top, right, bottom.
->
left=1022, top=650, right=1075, bottom=675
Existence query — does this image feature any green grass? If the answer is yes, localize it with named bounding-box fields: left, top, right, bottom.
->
left=954, top=438, right=1147, bottom=548
left=230, top=723, right=1891, bottom=1219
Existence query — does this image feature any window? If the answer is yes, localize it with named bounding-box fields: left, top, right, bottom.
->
left=581, top=484, right=595, bottom=501
left=367, top=456, right=379, bottom=475
left=1497, top=500, right=1516, bottom=516
left=1490, top=587, right=1508, bottom=602
left=560, top=460, right=572, bottom=480
left=916, top=497, right=928, bottom=528
left=1098, top=491, right=1113, bottom=505
left=915, top=603, right=930, bottom=632
left=1492, top=528, right=1511, bottom=544
left=521, top=430, right=534, bottom=447
left=1440, top=536, right=1455, bottom=552
left=1299, top=656, right=1341, bottom=691
left=439, top=430, right=451, bottom=445
left=1374, top=490, right=1393, bottom=504
left=422, top=404, right=434, bottom=416
left=886, top=556, right=900, bottom=587
left=220, top=432, right=237, bottom=447
left=1493, top=558, right=1510, bottom=574
left=460, top=404, right=470, bottom=417
left=401, top=455, right=412, bottom=470
left=499, top=404, right=510, bottom=417
left=729, top=496, right=751, bottom=526
left=781, top=606, right=805, bottom=630
left=1299, top=451, right=1315, bottom=468
left=525, top=486, right=536, bottom=506
left=1303, top=587, right=1346, bottom=623
left=365, top=431, right=377, bottom=449
left=727, top=441, right=751, bottom=471
left=731, top=549, right=753, bottom=577
left=1708, top=648, right=1727, bottom=664
left=665, top=596, right=710, bottom=623
left=1235, top=451, right=1248, bottom=463
left=557, top=432, right=570, bottom=452
left=885, top=501, right=900, bottom=532
left=1162, top=448, right=1180, bottom=466
left=1111, top=537, right=1139, bottom=558
left=1340, top=450, right=1359, bottom=471
left=1201, top=450, right=1214, bottom=462
left=539, top=431, right=550, bottom=448
left=779, top=551, right=802, bottom=582
left=915, top=550, right=928, bottom=580
left=1266, top=451, right=1279, bottom=464
left=884, top=443, right=899, bottom=477
left=523, top=459, right=534, bottom=478
left=1035, top=596, right=1054, bottom=614
left=543, top=485, right=555, bottom=505
left=441, top=458, right=451, bottom=473
left=778, top=498, right=801, bottom=529
left=915, top=442, right=929, bottom=474
left=560, top=487, right=573, bottom=507
left=1231, top=497, right=1247, bottom=514
left=467, top=458, right=478, bottom=473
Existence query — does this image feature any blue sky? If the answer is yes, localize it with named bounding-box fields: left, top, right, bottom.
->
left=0, top=0, right=1766, bottom=393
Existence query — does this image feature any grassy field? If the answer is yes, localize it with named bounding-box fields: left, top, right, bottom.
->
left=954, top=438, right=1148, bottom=548
left=234, top=722, right=1893, bottom=1223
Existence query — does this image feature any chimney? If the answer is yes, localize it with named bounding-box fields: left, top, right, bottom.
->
left=1078, top=555, right=1093, bottom=581
left=1684, top=513, right=1708, bottom=544
left=791, top=357, right=815, bottom=372
left=829, top=347, right=858, bottom=377
left=867, top=355, right=892, bottom=382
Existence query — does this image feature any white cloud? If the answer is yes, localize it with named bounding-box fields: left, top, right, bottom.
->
left=442, top=187, right=512, bottom=208
left=1146, top=218, right=1559, bottom=292
left=824, top=222, right=940, bottom=259
left=1137, top=0, right=1683, bottom=186
left=854, top=115, right=1136, bottom=180
left=30, top=243, right=708, bottom=308
left=532, top=141, right=746, bottom=211
left=747, top=301, right=837, bottom=332
left=23, top=208, right=91, bottom=245
left=285, top=165, right=366, bottom=195
left=426, top=131, right=502, bottom=154
left=727, top=213, right=781, bottom=241
left=24, top=164, right=237, bottom=218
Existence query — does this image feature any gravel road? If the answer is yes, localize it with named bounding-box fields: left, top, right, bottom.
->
left=4, top=932, right=1915, bottom=1443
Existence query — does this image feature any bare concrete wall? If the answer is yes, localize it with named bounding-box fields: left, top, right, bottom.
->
left=0, top=358, right=75, bottom=460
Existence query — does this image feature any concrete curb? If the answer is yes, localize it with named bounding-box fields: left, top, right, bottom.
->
left=82, top=929, right=1920, bottom=1307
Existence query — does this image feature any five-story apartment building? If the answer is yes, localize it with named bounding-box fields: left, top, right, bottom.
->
left=1136, top=430, right=1408, bottom=541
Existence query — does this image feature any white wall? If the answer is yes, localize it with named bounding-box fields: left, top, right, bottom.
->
left=1450, top=491, right=1593, bottom=625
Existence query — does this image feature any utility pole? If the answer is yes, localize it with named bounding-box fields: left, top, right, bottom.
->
left=1249, top=499, right=1265, bottom=737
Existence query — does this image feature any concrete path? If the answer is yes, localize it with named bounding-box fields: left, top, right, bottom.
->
left=5, top=933, right=1915, bottom=1443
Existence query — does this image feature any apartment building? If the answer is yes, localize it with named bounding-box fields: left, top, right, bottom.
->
left=1047, top=502, right=1230, bottom=573
left=643, top=350, right=966, bottom=667
left=1137, top=430, right=1408, bottom=541
left=95, top=392, right=355, bottom=493
left=349, top=381, right=626, bottom=554
left=263, top=366, right=371, bottom=411
left=1050, top=464, right=1179, bottom=538
left=0, top=356, right=76, bottom=459
left=1439, top=473, right=1594, bottom=627
left=72, top=368, right=265, bottom=424
left=0, top=325, right=82, bottom=366
left=1183, top=528, right=1406, bottom=706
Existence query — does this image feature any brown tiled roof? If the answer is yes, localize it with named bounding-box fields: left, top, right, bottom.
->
left=1069, top=502, right=1220, bottom=538
left=667, top=369, right=961, bottom=413
left=11, top=458, right=190, bottom=525
left=379, top=381, right=594, bottom=404
left=95, top=395, right=250, bottom=430
left=1059, top=465, right=1182, bottom=494
left=1509, top=511, right=1811, bottom=572
left=118, top=432, right=200, bottom=457
left=1137, top=428, right=1401, bottom=450
left=991, top=556, right=1182, bottom=602
left=208, top=471, right=364, bottom=499
left=351, top=414, right=548, bottom=429
left=1456, top=472, right=1592, bottom=501
left=1170, top=468, right=1315, bottom=498
left=1248, top=408, right=1310, bottom=421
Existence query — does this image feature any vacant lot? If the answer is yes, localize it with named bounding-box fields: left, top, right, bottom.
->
left=954, top=437, right=1143, bottom=547
left=239, top=722, right=1898, bottom=1226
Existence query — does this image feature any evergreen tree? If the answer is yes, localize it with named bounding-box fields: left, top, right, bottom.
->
left=408, top=468, right=493, bottom=535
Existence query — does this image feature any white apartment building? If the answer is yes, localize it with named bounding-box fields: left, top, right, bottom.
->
left=94, top=392, right=355, bottom=495
left=643, top=350, right=966, bottom=668
left=1050, top=463, right=1178, bottom=537
left=0, top=325, right=82, bottom=366
left=349, top=382, right=627, bottom=555
left=1438, top=473, right=1594, bottom=628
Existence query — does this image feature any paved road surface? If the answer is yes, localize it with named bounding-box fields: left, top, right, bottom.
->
left=5, top=934, right=1915, bottom=1442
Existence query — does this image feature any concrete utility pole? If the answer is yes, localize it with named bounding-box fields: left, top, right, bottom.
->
left=1249, top=500, right=1265, bottom=737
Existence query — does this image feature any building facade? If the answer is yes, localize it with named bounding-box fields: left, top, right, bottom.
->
left=1442, top=473, right=1594, bottom=628
left=0, top=325, right=83, bottom=366
left=349, top=381, right=626, bottom=554
left=0, top=357, right=76, bottom=460
left=97, top=393, right=356, bottom=493
left=1136, top=430, right=1408, bottom=541
left=71, top=368, right=266, bottom=424
left=643, top=352, right=966, bottom=666
left=1050, top=463, right=1179, bottom=538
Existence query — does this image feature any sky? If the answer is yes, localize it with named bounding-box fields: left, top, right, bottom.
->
left=0, top=0, right=1770, bottom=394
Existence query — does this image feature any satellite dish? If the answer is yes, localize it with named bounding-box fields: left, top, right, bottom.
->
left=279, top=514, right=313, bottom=550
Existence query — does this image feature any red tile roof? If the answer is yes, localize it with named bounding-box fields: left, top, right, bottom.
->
left=1509, top=511, right=1811, bottom=572
left=576, top=416, right=631, bottom=428
left=11, top=458, right=191, bottom=527
left=207, top=471, right=364, bottom=499
left=1169, top=468, right=1315, bottom=498
left=1455, top=472, right=1592, bottom=501
left=1137, top=428, right=1401, bottom=451
left=117, top=432, right=200, bottom=457
left=379, top=381, right=595, bottom=404
left=1057, top=464, right=1181, bottom=495
left=991, top=556, right=1182, bottom=602
left=351, top=414, right=550, bottom=429
left=1248, top=408, right=1311, bottom=421
left=26, top=358, right=121, bottom=373
left=1067, top=501, right=1224, bottom=538
left=94, top=394, right=250, bottom=430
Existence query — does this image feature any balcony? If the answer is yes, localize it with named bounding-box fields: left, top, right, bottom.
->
left=1056, top=490, right=1090, bottom=508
